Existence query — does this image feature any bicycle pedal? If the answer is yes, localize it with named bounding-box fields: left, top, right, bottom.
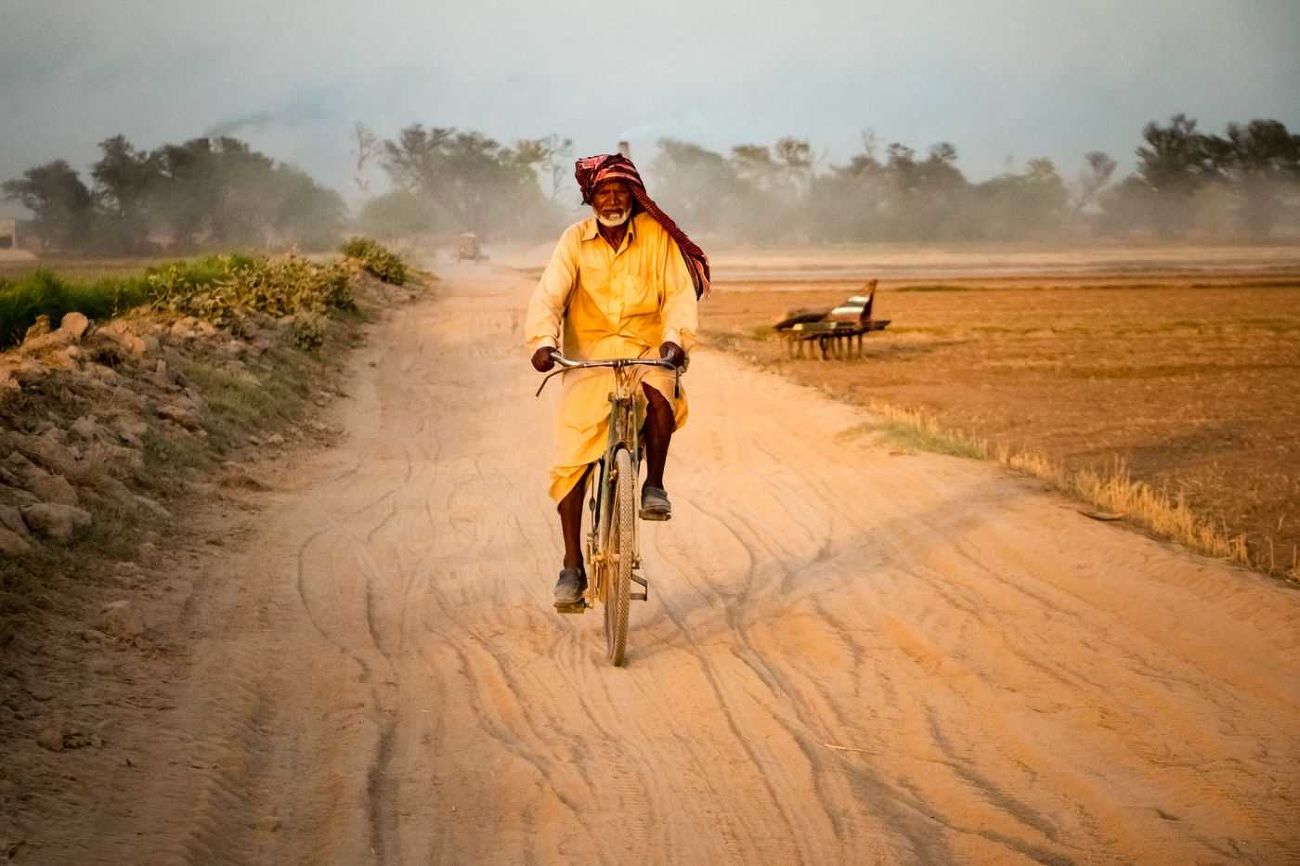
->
left=554, top=600, right=588, bottom=615
left=631, top=573, right=649, bottom=602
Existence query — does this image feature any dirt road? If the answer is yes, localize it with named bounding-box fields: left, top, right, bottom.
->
left=53, top=267, right=1299, bottom=865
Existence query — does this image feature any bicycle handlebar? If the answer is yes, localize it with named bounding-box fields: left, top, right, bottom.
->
left=534, top=353, right=680, bottom=397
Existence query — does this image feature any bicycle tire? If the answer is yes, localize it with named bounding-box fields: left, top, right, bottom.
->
left=604, top=448, right=635, bottom=665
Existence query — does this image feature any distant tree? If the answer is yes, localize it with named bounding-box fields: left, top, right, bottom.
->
left=976, top=157, right=1069, bottom=238
left=535, top=134, right=574, bottom=201
left=1071, top=151, right=1118, bottom=216
left=146, top=136, right=343, bottom=250
left=650, top=139, right=738, bottom=238
left=358, top=189, right=437, bottom=238
left=267, top=163, right=347, bottom=249
left=91, top=134, right=159, bottom=252
left=810, top=147, right=887, bottom=242
left=725, top=139, right=815, bottom=242
left=880, top=141, right=971, bottom=240
left=378, top=125, right=553, bottom=237
left=774, top=137, right=813, bottom=185
left=1133, top=113, right=1218, bottom=236
left=730, top=144, right=777, bottom=190
left=152, top=138, right=221, bottom=248
left=1220, top=119, right=1300, bottom=238
left=351, top=123, right=381, bottom=197
left=1098, top=175, right=1158, bottom=235
left=1, top=160, right=94, bottom=250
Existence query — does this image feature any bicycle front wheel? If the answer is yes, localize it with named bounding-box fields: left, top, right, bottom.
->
left=604, top=448, right=635, bottom=666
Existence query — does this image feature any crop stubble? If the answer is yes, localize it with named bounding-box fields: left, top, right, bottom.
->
left=706, top=274, right=1300, bottom=578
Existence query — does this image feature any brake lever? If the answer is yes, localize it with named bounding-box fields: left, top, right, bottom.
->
left=535, top=367, right=566, bottom=397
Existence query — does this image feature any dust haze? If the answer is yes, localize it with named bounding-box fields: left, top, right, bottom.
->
left=2, top=0, right=1298, bottom=249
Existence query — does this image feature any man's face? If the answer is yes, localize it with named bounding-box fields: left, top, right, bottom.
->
left=592, top=179, right=632, bottom=227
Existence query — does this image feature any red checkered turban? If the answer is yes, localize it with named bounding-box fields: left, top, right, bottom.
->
left=575, top=153, right=710, bottom=299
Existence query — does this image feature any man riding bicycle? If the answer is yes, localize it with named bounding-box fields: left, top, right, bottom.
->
left=525, top=153, right=709, bottom=606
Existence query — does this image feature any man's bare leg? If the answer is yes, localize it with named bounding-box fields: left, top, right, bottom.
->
left=558, top=465, right=591, bottom=571
left=640, top=382, right=675, bottom=518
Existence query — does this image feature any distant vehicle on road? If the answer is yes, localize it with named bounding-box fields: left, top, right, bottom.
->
left=455, top=233, right=484, bottom=263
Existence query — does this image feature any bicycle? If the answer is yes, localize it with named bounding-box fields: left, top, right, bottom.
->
left=535, top=353, right=681, bottom=666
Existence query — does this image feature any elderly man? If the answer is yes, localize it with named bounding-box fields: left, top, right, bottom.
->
left=525, top=153, right=709, bottom=606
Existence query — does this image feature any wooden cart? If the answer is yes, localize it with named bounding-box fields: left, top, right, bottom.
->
left=775, top=280, right=891, bottom=359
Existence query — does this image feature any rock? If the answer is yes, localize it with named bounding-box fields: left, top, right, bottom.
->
left=0, top=504, right=29, bottom=537
left=18, top=329, right=74, bottom=356
left=265, top=433, right=285, bottom=446
left=222, top=339, right=248, bottom=358
left=58, top=311, right=90, bottom=340
left=133, top=495, right=171, bottom=520
left=11, top=431, right=81, bottom=477
left=84, top=361, right=121, bottom=383
left=30, top=472, right=78, bottom=506
left=5, top=453, right=78, bottom=506
left=24, top=315, right=51, bottom=341
left=111, top=416, right=148, bottom=448
left=36, top=726, right=64, bottom=752
left=253, top=816, right=283, bottom=833
left=20, top=503, right=92, bottom=542
left=97, top=321, right=147, bottom=356
left=97, top=600, right=143, bottom=640
left=155, top=400, right=202, bottom=430
left=83, top=442, right=144, bottom=477
left=89, top=473, right=134, bottom=505
left=0, top=528, right=32, bottom=556
left=169, top=316, right=217, bottom=340
left=23, top=468, right=77, bottom=505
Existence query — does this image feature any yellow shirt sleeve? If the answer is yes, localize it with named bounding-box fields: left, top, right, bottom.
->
left=524, top=226, right=579, bottom=350
left=661, top=238, right=699, bottom=352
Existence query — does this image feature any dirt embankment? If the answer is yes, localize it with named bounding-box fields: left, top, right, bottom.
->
left=0, top=261, right=427, bottom=859
left=2, top=263, right=1296, bottom=864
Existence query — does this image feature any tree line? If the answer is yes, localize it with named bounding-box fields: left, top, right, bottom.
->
left=5, top=114, right=1297, bottom=253
left=647, top=115, right=1300, bottom=244
left=3, top=136, right=346, bottom=254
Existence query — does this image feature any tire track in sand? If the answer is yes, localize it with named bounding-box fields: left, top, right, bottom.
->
left=74, top=265, right=1300, bottom=866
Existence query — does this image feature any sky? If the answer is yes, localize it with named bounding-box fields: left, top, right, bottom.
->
left=2, top=0, right=1298, bottom=213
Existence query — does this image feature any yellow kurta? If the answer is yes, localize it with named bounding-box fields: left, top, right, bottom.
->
left=525, top=212, right=699, bottom=501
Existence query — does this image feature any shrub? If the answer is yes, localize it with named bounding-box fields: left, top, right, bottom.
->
left=149, top=255, right=354, bottom=327
left=341, top=236, right=409, bottom=285
left=0, top=253, right=357, bottom=352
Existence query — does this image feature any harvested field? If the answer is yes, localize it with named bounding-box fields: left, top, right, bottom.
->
left=704, top=252, right=1300, bottom=580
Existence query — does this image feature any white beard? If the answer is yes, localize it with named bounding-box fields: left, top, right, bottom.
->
left=596, top=208, right=631, bottom=227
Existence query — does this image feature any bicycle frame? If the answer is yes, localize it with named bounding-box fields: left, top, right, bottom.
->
left=588, top=363, right=643, bottom=604
left=536, top=354, right=681, bottom=608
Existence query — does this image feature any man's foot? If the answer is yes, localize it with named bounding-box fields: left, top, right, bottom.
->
left=640, top=485, right=671, bottom=521
left=553, top=567, right=587, bottom=606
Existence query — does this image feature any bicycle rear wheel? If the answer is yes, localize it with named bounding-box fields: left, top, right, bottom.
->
left=604, top=448, right=635, bottom=665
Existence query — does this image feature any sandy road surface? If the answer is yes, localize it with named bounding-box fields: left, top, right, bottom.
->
left=67, top=266, right=1299, bottom=865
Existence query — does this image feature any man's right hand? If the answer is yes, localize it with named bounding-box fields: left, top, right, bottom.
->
left=531, top=346, right=558, bottom=372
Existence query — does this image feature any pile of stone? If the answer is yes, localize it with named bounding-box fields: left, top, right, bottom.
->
left=0, top=308, right=278, bottom=559
left=0, top=269, right=419, bottom=563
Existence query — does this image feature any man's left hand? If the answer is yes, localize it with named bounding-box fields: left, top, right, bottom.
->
left=659, top=341, right=687, bottom=369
